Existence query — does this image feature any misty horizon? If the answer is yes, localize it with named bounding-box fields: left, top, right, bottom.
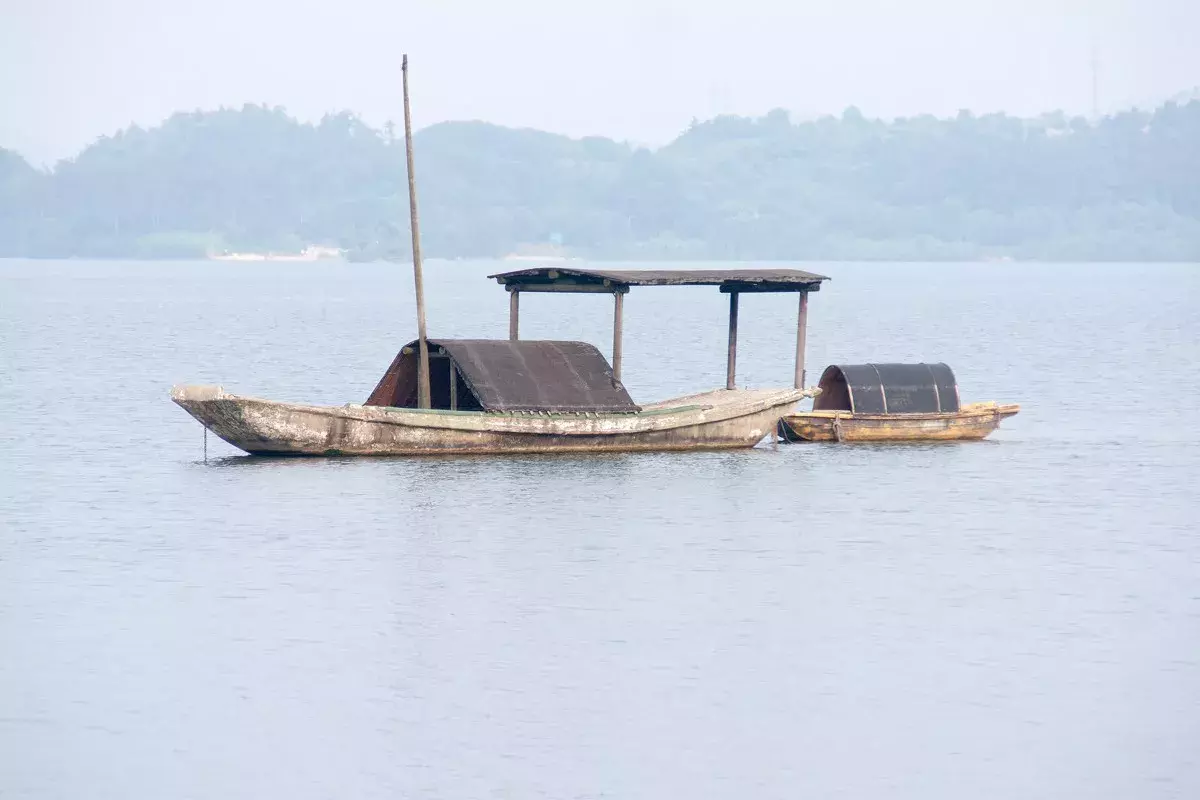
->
left=6, top=89, right=1200, bottom=168
left=3, top=0, right=1198, bottom=166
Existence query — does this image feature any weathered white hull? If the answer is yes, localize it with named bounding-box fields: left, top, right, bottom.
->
left=171, top=385, right=810, bottom=455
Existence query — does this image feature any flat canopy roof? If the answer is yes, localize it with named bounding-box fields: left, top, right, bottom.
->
left=490, top=267, right=829, bottom=293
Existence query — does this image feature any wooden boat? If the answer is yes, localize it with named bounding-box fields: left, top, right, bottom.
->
left=171, top=383, right=809, bottom=456
left=778, top=363, right=1019, bottom=443
left=172, top=268, right=827, bottom=456
left=171, top=59, right=830, bottom=457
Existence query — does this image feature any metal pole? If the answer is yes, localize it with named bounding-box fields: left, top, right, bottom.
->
left=794, top=291, right=808, bottom=389
left=509, top=289, right=520, bottom=341
left=402, top=54, right=431, bottom=409
left=449, top=361, right=458, bottom=410
left=612, top=291, right=624, bottom=382
left=726, top=291, right=739, bottom=390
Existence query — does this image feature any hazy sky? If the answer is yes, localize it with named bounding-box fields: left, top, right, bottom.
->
left=1, top=0, right=1196, bottom=165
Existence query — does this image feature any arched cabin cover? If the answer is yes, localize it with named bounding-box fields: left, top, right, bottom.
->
left=366, top=339, right=640, bottom=413
left=813, top=363, right=960, bottom=414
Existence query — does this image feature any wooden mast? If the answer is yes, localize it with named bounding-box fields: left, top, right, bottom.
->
left=402, top=54, right=431, bottom=409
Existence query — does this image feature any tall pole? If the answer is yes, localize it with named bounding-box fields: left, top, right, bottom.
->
left=402, top=54, right=431, bottom=409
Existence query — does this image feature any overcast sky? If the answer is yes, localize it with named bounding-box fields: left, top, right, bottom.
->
left=1, top=0, right=1196, bottom=165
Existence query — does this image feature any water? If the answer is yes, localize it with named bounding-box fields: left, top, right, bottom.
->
left=2, top=259, right=1198, bottom=799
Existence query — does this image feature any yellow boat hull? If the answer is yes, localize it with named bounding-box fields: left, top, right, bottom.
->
left=779, top=402, right=1019, bottom=443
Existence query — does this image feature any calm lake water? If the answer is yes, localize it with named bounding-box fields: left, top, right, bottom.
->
left=2, top=259, right=1198, bottom=799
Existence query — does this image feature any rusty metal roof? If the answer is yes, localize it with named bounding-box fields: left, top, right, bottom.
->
left=365, top=339, right=639, bottom=413
left=489, top=267, right=829, bottom=292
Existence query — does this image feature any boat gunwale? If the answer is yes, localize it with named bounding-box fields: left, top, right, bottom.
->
left=785, top=402, right=1019, bottom=423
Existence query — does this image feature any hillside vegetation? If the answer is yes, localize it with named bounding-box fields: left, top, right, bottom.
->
left=2, top=101, right=1198, bottom=261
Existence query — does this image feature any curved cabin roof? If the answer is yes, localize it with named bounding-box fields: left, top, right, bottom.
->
left=490, top=266, right=829, bottom=293
left=813, top=363, right=960, bottom=414
left=366, top=339, right=639, bottom=413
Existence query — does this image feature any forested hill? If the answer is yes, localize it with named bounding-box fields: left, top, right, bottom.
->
left=2, top=102, right=1199, bottom=261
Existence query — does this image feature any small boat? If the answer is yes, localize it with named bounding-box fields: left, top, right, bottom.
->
left=778, top=363, right=1019, bottom=443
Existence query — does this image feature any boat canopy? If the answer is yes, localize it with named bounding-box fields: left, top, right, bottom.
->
left=488, top=266, right=830, bottom=392
left=366, top=339, right=640, bottom=413
left=490, top=267, right=828, bottom=293
left=812, top=363, right=960, bottom=414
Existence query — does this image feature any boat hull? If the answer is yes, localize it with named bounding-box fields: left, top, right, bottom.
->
left=779, top=402, right=1019, bottom=443
left=172, top=385, right=808, bottom=455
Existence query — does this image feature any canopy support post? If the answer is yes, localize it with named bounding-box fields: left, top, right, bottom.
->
left=726, top=291, right=739, bottom=390
left=508, top=289, right=519, bottom=341
left=794, top=290, right=808, bottom=389
left=612, top=291, right=624, bottom=383
left=449, top=361, right=458, bottom=410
